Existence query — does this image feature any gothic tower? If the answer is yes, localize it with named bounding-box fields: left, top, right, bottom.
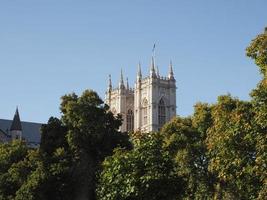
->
left=105, top=70, right=134, bottom=132
left=105, top=57, right=176, bottom=133
left=134, top=58, right=176, bottom=132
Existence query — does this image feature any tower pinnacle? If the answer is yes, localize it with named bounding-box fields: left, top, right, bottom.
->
left=137, top=62, right=142, bottom=80
left=108, top=74, right=112, bottom=91
left=150, top=57, right=157, bottom=78
left=119, top=69, right=125, bottom=89
left=126, top=77, right=129, bottom=90
left=156, top=65, right=160, bottom=77
left=10, top=107, right=22, bottom=131
left=168, top=60, right=175, bottom=80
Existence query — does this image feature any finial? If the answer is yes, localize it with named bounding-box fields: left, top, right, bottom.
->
left=156, top=65, right=160, bottom=77
left=120, top=69, right=124, bottom=84
left=126, top=77, right=129, bottom=90
left=119, top=69, right=125, bottom=89
left=138, top=62, right=142, bottom=76
left=150, top=57, right=156, bottom=78
left=151, top=56, right=155, bottom=69
left=137, top=62, right=142, bottom=80
left=168, top=60, right=174, bottom=80
left=108, top=74, right=112, bottom=91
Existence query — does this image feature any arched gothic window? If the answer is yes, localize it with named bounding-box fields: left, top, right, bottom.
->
left=158, top=98, right=166, bottom=127
left=142, top=99, right=148, bottom=126
left=127, top=109, right=134, bottom=131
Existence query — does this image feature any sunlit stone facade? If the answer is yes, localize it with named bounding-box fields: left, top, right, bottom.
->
left=105, top=57, right=176, bottom=132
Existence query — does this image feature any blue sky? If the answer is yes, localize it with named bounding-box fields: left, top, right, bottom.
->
left=0, top=0, right=266, bottom=123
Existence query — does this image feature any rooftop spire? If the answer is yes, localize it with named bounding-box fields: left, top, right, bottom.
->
left=108, top=74, right=112, bottom=91
left=137, top=62, right=142, bottom=80
left=150, top=57, right=156, bottom=78
left=126, top=77, right=129, bottom=90
left=10, top=107, right=22, bottom=131
left=138, top=62, right=142, bottom=76
left=119, top=69, right=125, bottom=89
left=156, top=65, right=160, bottom=77
left=168, top=60, right=175, bottom=80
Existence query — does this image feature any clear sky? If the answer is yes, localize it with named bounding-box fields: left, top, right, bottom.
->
left=0, top=0, right=266, bottom=123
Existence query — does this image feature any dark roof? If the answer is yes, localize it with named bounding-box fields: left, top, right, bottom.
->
left=0, top=128, right=10, bottom=137
left=0, top=119, right=42, bottom=144
left=10, top=108, right=22, bottom=131
left=0, top=128, right=11, bottom=143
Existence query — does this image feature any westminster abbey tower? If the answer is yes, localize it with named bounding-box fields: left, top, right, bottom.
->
left=105, top=57, right=176, bottom=133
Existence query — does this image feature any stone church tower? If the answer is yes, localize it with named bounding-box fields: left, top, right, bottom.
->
left=105, top=57, right=176, bottom=133
left=10, top=107, right=23, bottom=140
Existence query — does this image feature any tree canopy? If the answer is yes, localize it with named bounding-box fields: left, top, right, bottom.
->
left=0, top=27, right=266, bottom=200
left=97, top=132, right=184, bottom=200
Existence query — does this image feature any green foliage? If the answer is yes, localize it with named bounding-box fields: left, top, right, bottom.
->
left=246, top=27, right=267, bottom=199
left=14, top=151, right=46, bottom=200
left=15, top=148, right=74, bottom=200
left=247, top=27, right=267, bottom=199
left=15, top=89, right=128, bottom=200
left=161, top=116, right=213, bottom=199
left=96, top=133, right=183, bottom=200
left=60, top=90, right=123, bottom=159
left=249, top=81, right=267, bottom=192
left=60, top=89, right=128, bottom=199
left=246, top=27, right=267, bottom=76
left=13, top=115, right=75, bottom=200
left=0, top=141, right=29, bottom=199
left=192, top=102, right=213, bottom=138
left=206, top=95, right=259, bottom=199
left=40, top=117, right=68, bottom=156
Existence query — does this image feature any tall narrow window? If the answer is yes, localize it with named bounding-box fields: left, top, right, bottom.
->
left=142, top=99, right=148, bottom=126
left=158, top=98, right=166, bottom=127
left=127, top=109, right=134, bottom=131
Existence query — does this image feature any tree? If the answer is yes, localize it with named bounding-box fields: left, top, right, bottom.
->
left=96, top=132, right=183, bottom=200
left=11, top=90, right=128, bottom=200
left=40, top=117, right=68, bottom=156
left=0, top=141, right=29, bottom=199
left=246, top=27, right=267, bottom=76
left=60, top=89, right=126, bottom=200
left=192, top=103, right=213, bottom=139
left=205, top=95, right=259, bottom=199
left=0, top=129, right=73, bottom=200
left=247, top=27, right=267, bottom=199
left=11, top=115, right=75, bottom=200
left=161, top=116, right=213, bottom=199
left=15, top=148, right=74, bottom=200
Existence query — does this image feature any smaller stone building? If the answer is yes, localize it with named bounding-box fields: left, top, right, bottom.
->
left=0, top=108, right=42, bottom=147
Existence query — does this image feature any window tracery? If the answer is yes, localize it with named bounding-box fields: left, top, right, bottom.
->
left=158, top=98, right=166, bottom=127
left=127, top=109, right=134, bottom=131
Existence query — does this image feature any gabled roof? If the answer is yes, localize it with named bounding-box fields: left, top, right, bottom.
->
left=10, top=108, right=22, bottom=131
left=0, top=119, right=42, bottom=144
